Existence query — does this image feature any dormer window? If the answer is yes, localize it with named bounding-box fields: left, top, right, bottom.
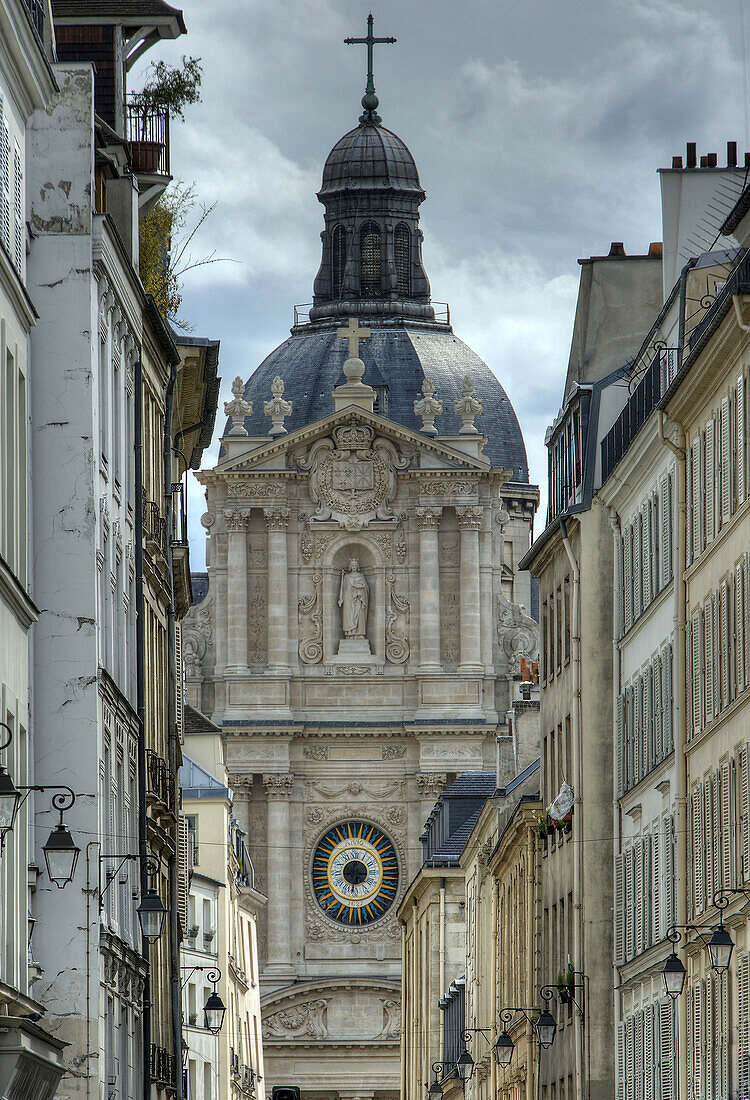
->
left=332, top=225, right=346, bottom=297
left=360, top=221, right=381, bottom=296
left=395, top=223, right=410, bottom=295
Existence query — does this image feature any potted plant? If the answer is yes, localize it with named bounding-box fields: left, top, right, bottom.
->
left=536, top=813, right=552, bottom=839
left=557, top=965, right=575, bottom=1004
left=129, top=56, right=202, bottom=173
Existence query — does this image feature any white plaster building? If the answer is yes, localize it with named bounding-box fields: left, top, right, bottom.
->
left=183, top=51, right=539, bottom=1100
left=0, top=0, right=66, bottom=1093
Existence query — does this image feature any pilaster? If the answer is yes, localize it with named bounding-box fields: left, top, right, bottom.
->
left=224, top=509, right=250, bottom=676
left=262, top=774, right=295, bottom=979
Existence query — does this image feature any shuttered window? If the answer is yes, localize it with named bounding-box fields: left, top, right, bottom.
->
left=331, top=224, right=347, bottom=296
left=738, top=371, right=746, bottom=506
left=360, top=221, right=381, bottom=296
left=618, top=1002, right=674, bottom=1100
left=0, top=97, right=10, bottom=256
left=706, top=415, right=715, bottom=544
left=738, top=953, right=750, bottom=1096
left=13, top=143, right=21, bottom=276
left=721, top=395, right=731, bottom=526
left=395, top=222, right=411, bottom=295
left=661, top=471, right=673, bottom=584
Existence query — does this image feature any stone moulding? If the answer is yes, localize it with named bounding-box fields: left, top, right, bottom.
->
left=298, top=573, right=323, bottom=664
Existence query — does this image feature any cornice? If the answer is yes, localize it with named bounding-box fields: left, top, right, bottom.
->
left=0, top=238, right=36, bottom=330
left=0, top=554, right=38, bottom=628
left=215, top=406, right=493, bottom=475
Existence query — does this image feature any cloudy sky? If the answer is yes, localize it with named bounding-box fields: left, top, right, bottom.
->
left=136, top=0, right=749, bottom=567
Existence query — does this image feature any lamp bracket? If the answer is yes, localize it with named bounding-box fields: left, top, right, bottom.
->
left=180, top=964, right=222, bottom=991
left=97, top=852, right=163, bottom=908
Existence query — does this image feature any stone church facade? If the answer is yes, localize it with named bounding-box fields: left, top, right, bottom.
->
left=183, top=54, right=538, bottom=1100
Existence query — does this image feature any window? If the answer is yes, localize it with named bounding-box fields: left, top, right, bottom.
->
left=360, top=221, right=381, bottom=296
left=395, top=223, right=410, bottom=295
left=331, top=224, right=346, bottom=297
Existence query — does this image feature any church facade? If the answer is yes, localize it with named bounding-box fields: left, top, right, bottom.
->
left=183, top=36, right=538, bottom=1100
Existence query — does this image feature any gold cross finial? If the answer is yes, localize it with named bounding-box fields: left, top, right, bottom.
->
left=337, top=317, right=371, bottom=360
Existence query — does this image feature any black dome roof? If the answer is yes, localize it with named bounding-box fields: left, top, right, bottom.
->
left=231, top=326, right=529, bottom=483
left=319, top=122, right=423, bottom=197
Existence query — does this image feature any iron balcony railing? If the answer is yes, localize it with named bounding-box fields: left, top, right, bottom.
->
left=23, top=0, right=44, bottom=36
left=150, top=1044, right=177, bottom=1088
left=600, top=347, right=677, bottom=485
left=146, top=750, right=177, bottom=814
left=126, top=101, right=170, bottom=176
left=171, top=481, right=188, bottom=547
left=142, top=493, right=169, bottom=558
left=292, top=300, right=451, bottom=327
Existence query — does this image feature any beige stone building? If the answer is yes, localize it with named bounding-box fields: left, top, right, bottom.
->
left=181, top=707, right=266, bottom=1100
left=183, top=61, right=539, bottom=1100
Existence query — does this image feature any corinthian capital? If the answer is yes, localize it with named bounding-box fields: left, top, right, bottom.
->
left=224, top=508, right=249, bottom=533
left=264, top=506, right=291, bottom=531
left=416, top=506, right=442, bottom=532
left=263, top=774, right=295, bottom=799
left=456, top=505, right=483, bottom=531
left=416, top=773, right=448, bottom=799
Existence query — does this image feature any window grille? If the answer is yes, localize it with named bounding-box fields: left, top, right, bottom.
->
left=395, top=223, right=410, bottom=295
left=360, top=221, right=381, bottom=296
left=332, top=225, right=346, bottom=297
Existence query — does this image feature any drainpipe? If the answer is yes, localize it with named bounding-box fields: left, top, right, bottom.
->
left=439, top=881, right=446, bottom=1068
left=658, top=410, right=687, bottom=1100
left=559, top=518, right=583, bottom=1100
left=163, top=358, right=184, bottom=1099
left=489, top=875, right=497, bottom=1100
left=134, top=351, right=151, bottom=1098
left=526, top=823, right=536, bottom=1100
left=608, top=509, right=623, bottom=1092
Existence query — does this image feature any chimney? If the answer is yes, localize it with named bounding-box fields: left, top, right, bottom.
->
left=707, top=152, right=718, bottom=167
left=672, top=156, right=683, bottom=169
left=648, top=242, right=663, bottom=257
left=728, top=141, right=738, bottom=167
left=746, top=152, right=750, bottom=167
left=686, top=142, right=697, bottom=168
left=700, top=155, right=708, bottom=167
left=608, top=242, right=626, bottom=257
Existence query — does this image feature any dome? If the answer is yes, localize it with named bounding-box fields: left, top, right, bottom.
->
left=230, top=326, right=529, bottom=483
left=319, top=122, right=424, bottom=198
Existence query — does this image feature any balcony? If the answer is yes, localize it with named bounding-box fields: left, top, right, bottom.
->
left=23, top=0, right=44, bottom=37
left=126, top=101, right=171, bottom=212
left=171, top=481, right=192, bottom=618
left=150, top=1044, right=177, bottom=1088
left=146, top=750, right=177, bottom=816
left=142, top=494, right=168, bottom=560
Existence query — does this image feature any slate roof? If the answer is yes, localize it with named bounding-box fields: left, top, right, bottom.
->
left=184, top=704, right=221, bottom=735
left=52, top=0, right=186, bottom=26
left=441, top=771, right=498, bottom=799
left=191, top=573, right=208, bottom=605
left=234, top=326, right=530, bottom=481
left=427, top=808, right=483, bottom=863
left=180, top=753, right=229, bottom=799
left=319, top=122, right=423, bottom=197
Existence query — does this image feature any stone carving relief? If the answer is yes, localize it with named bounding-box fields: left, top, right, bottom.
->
left=416, top=773, right=448, bottom=799
left=263, top=774, right=295, bottom=799
left=380, top=999, right=402, bottom=1039
left=382, top=744, right=406, bottom=759
left=303, top=745, right=329, bottom=761
left=456, top=505, right=484, bottom=530
left=263, top=999, right=329, bottom=1040
left=247, top=577, right=267, bottom=664
left=439, top=533, right=460, bottom=565
left=299, top=513, right=314, bottom=564
left=294, top=422, right=410, bottom=530
left=298, top=573, right=323, bottom=664
left=324, top=664, right=383, bottom=676
left=394, top=525, right=407, bottom=563
left=183, top=598, right=213, bottom=679
left=419, top=478, right=479, bottom=497
left=338, top=559, right=369, bottom=638
left=385, top=574, right=409, bottom=664
left=224, top=508, right=248, bottom=533
left=496, top=593, right=539, bottom=674
left=440, top=587, right=459, bottom=668
left=226, top=477, right=286, bottom=498
left=305, top=780, right=405, bottom=801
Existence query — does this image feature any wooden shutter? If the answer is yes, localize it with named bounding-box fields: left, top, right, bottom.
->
left=664, top=815, right=675, bottom=930
left=721, top=396, right=731, bottom=525
left=177, top=811, right=190, bottom=937
left=692, top=785, right=705, bottom=915
left=626, top=685, right=635, bottom=792
left=706, top=415, right=716, bottom=544
left=738, top=953, right=750, bottom=1096
left=720, top=961, right=729, bottom=1100
left=705, top=974, right=714, bottom=1100
left=737, top=558, right=747, bottom=695
left=692, top=437, right=702, bottom=558
left=666, top=644, right=674, bottom=753
left=694, top=980, right=704, bottom=1100
left=658, top=999, right=675, bottom=1100
left=704, top=596, right=715, bottom=722
left=624, top=528, right=633, bottom=631
left=687, top=620, right=694, bottom=739
left=617, top=693, right=625, bottom=798
left=625, top=846, right=634, bottom=959
left=0, top=98, right=10, bottom=255
left=687, top=986, right=694, bottom=1100
left=746, top=552, right=750, bottom=687
left=652, top=491, right=660, bottom=595
left=643, top=501, right=652, bottom=608
left=626, top=1016, right=635, bottom=1100
left=741, top=743, right=750, bottom=883
left=644, top=834, right=653, bottom=951
left=652, top=824, right=662, bottom=944
left=634, top=1011, right=644, bottom=1100
left=617, top=1023, right=626, bottom=1100
left=721, top=760, right=734, bottom=890
left=634, top=514, right=643, bottom=621
left=739, top=372, right=746, bottom=506
left=654, top=654, right=663, bottom=763
left=634, top=677, right=642, bottom=782
left=660, top=472, right=671, bottom=584
left=175, top=621, right=184, bottom=742
left=644, top=1004, right=655, bottom=1100
left=691, top=610, right=702, bottom=736
left=645, top=665, right=654, bottom=774
left=615, top=852, right=625, bottom=964
left=634, top=839, right=644, bottom=954
left=12, top=143, right=21, bottom=275
left=720, top=581, right=730, bottom=709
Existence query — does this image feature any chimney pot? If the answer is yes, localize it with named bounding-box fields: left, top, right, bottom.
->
left=728, top=141, right=738, bottom=167
left=672, top=156, right=683, bottom=169
left=745, top=152, right=750, bottom=167
left=608, top=242, right=626, bottom=257
left=700, top=155, right=708, bottom=167
left=686, top=142, right=697, bottom=168
left=707, top=152, right=717, bottom=167
left=648, top=242, right=663, bottom=257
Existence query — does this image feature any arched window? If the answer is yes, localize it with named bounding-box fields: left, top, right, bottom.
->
left=360, top=222, right=381, bottom=297
left=395, top=223, right=411, bottom=295
left=331, top=225, right=346, bottom=297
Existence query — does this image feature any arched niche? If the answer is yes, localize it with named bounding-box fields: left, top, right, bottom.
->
left=322, top=535, right=385, bottom=662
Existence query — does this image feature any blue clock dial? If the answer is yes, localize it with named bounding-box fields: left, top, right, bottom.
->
left=312, top=821, right=399, bottom=926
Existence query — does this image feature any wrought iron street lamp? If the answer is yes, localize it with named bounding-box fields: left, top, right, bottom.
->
left=455, top=1047, right=474, bottom=1083
left=493, top=1029, right=514, bottom=1067
left=663, top=889, right=750, bottom=995
left=180, top=966, right=226, bottom=1034
left=99, top=852, right=167, bottom=943
left=534, top=1008, right=557, bottom=1050
left=661, top=952, right=687, bottom=999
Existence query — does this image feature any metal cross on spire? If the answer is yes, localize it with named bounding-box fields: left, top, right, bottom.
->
left=344, top=12, right=396, bottom=125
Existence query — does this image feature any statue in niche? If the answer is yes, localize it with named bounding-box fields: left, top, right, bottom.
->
left=338, top=558, right=369, bottom=638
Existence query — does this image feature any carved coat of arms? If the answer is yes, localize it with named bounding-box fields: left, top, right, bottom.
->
left=294, top=422, right=411, bottom=530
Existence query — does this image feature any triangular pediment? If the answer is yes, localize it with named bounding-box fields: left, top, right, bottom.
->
left=214, top=405, right=500, bottom=476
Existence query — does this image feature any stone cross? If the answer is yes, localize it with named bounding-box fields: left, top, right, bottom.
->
left=337, top=317, right=371, bottom=361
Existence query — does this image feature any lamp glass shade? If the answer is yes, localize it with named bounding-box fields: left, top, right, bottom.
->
left=456, top=1048, right=474, bottom=1082
left=535, top=1009, right=557, bottom=1049
left=708, top=925, right=734, bottom=972
left=42, top=822, right=80, bottom=887
left=136, top=889, right=167, bottom=943
left=0, top=768, right=21, bottom=836
left=428, top=1080, right=443, bottom=1100
left=204, top=990, right=226, bottom=1034
left=661, top=952, right=686, bottom=999
left=494, top=1030, right=514, bottom=1067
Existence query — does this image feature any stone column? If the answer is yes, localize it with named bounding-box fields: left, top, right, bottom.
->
left=479, top=512, right=494, bottom=673
left=264, top=507, right=291, bottom=673
left=263, top=774, right=295, bottom=977
left=457, top=506, right=483, bottom=674
left=225, top=509, right=249, bottom=675
left=416, top=507, right=442, bottom=673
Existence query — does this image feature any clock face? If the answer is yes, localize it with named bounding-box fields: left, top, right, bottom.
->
left=312, top=821, right=399, bottom=926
